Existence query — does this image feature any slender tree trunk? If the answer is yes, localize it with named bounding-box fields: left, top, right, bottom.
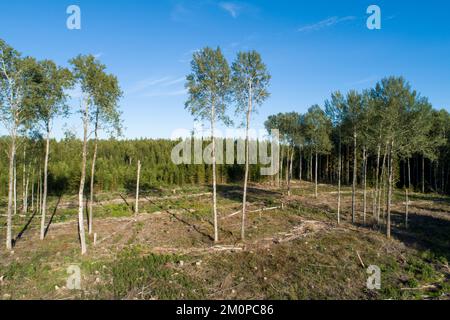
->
left=374, top=144, right=381, bottom=218
left=337, top=135, right=342, bottom=224
left=405, top=188, right=409, bottom=229
left=279, top=146, right=284, bottom=187
left=387, top=139, right=394, bottom=239
left=135, top=160, right=141, bottom=215
left=31, top=168, right=35, bottom=214
left=287, top=146, right=294, bottom=196
left=6, top=131, right=16, bottom=250
left=277, top=146, right=281, bottom=187
left=363, top=146, right=367, bottom=225
left=22, top=146, right=26, bottom=214
left=422, top=156, right=425, bottom=193
left=306, top=149, right=309, bottom=181
left=14, top=160, right=17, bottom=216
left=299, top=146, right=302, bottom=182
left=319, top=154, right=322, bottom=182
left=211, top=104, right=218, bottom=243
left=315, top=150, right=318, bottom=198
left=346, top=145, right=350, bottom=185
left=24, top=164, right=30, bottom=215
left=88, top=111, right=99, bottom=235
left=382, top=167, right=387, bottom=221
left=40, top=127, right=50, bottom=240
left=37, top=166, right=41, bottom=217
left=378, top=144, right=388, bottom=223
left=285, top=147, right=290, bottom=192
left=78, top=98, right=89, bottom=255
left=309, top=151, right=313, bottom=182
left=351, top=131, right=357, bottom=223
left=241, top=82, right=253, bottom=240
left=289, top=147, right=294, bottom=180
left=406, top=158, right=411, bottom=229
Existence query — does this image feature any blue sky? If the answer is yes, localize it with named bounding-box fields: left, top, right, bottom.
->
left=1, top=0, right=449, bottom=139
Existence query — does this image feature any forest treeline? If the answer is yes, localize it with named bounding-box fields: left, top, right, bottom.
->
left=0, top=130, right=448, bottom=198
left=0, top=137, right=268, bottom=195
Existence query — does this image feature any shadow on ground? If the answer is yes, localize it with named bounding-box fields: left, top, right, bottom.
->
left=211, top=184, right=282, bottom=205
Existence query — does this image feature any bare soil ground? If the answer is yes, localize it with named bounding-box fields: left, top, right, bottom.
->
left=0, top=181, right=449, bottom=300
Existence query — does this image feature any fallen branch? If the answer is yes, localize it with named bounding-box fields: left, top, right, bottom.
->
left=0, top=214, right=27, bottom=217
left=144, top=192, right=212, bottom=203
left=95, top=218, right=137, bottom=245
left=152, top=244, right=244, bottom=255
left=309, top=264, right=339, bottom=269
left=211, top=245, right=244, bottom=252
left=400, top=284, right=438, bottom=291
left=356, top=251, right=365, bottom=269
left=268, top=221, right=326, bottom=245
left=221, top=206, right=280, bottom=220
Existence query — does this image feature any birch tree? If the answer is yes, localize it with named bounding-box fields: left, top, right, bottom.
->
left=87, top=66, right=122, bottom=235
left=371, top=77, right=418, bottom=238
left=281, top=113, right=302, bottom=196
left=185, top=47, right=231, bottom=243
left=69, top=54, right=109, bottom=254
left=231, top=50, right=270, bottom=240
left=293, top=115, right=306, bottom=184
left=325, top=91, right=345, bottom=223
left=135, top=160, right=141, bottom=215
left=343, top=90, right=364, bottom=223
left=264, top=113, right=299, bottom=195
left=0, top=40, right=38, bottom=250
left=359, top=91, right=372, bottom=224
left=304, top=105, right=332, bottom=198
left=33, top=60, right=73, bottom=240
left=264, top=115, right=282, bottom=187
left=398, top=95, right=435, bottom=226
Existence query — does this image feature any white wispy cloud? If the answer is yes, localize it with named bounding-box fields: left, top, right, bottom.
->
left=219, top=2, right=242, bottom=18
left=171, top=2, right=258, bottom=22
left=142, top=89, right=187, bottom=98
left=346, top=76, right=378, bottom=87
left=298, top=16, right=356, bottom=33
left=127, top=76, right=187, bottom=97
left=127, top=77, right=171, bottom=95
left=161, top=77, right=185, bottom=87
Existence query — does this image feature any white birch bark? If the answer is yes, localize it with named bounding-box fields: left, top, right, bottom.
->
left=241, top=82, right=252, bottom=240
left=351, top=131, right=357, bottom=223
left=6, top=129, right=16, bottom=250
left=78, top=97, right=88, bottom=254
left=211, top=103, right=218, bottom=243
left=135, top=160, right=141, bottom=215
left=40, top=126, right=50, bottom=240
left=387, top=139, right=394, bottom=239
left=88, top=110, right=100, bottom=235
